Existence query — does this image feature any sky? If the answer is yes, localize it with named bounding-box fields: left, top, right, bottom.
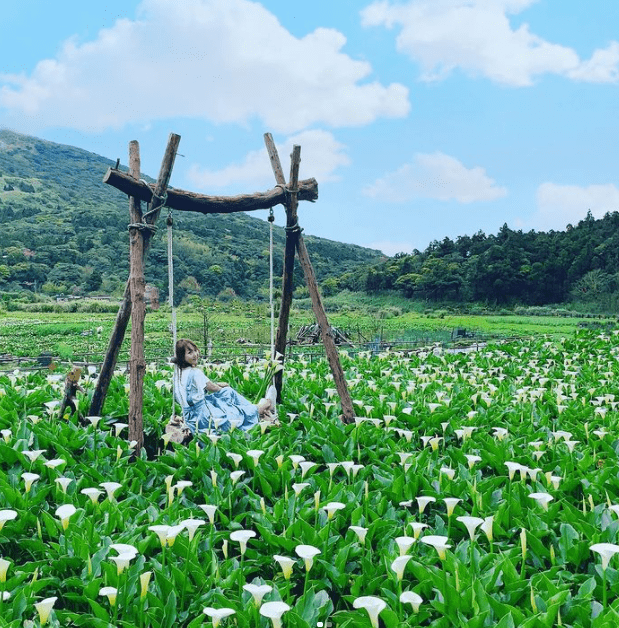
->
left=1, top=0, right=618, bottom=256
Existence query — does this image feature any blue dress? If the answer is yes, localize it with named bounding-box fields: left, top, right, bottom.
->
left=177, top=367, right=259, bottom=434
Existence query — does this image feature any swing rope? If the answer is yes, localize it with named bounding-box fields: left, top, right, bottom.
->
left=167, top=210, right=178, bottom=419
left=268, top=207, right=275, bottom=357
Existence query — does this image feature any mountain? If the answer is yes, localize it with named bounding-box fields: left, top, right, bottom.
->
left=0, top=129, right=383, bottom=302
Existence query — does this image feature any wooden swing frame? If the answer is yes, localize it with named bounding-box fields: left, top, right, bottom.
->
left=90, top=133, right=356, bottom=452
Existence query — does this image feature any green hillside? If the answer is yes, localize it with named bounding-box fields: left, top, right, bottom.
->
left=0, top=129, right=382, bottom=303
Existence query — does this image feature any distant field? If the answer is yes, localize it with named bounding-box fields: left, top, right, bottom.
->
left=0, top=307, right=611, bottom=368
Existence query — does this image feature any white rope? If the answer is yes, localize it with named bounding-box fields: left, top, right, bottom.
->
left=269, top=209, right=275, bottom=357
left=167, top=213, right=177, bottom=418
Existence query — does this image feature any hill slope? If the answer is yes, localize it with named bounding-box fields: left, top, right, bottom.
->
left=0, top=129, right=382, bottom=302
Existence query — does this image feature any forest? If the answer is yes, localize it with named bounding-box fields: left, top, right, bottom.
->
left=0, top=130, right=381, bottom=305
left=332, top=210, right=619, bottom=311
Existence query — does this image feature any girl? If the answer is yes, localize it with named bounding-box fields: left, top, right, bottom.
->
left=171, top=339, right=273, bottom=435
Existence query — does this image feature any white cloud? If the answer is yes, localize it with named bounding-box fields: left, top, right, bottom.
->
left=363, top=151, right=507, bottom=203
left=187, top=129, right=350, bottom=190
left=368, top=240, right=414, bottom=256
left=361, top=0, right=619, bottom=86
left=534, top=182, right=619, bottom=231
left=0, top=0, right=409, bottom=134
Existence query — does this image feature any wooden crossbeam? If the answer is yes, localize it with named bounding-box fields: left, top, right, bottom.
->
left=103, top=168, right=318, bottom=214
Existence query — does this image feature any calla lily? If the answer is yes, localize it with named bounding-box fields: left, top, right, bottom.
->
left=0, top=509, right=17, bottom=531
left=109, top=552, right=135, bottom=575
left=21, top=472, right=40, bottom=493
left=44, top=458, right=66, bottom=469
left=299, top=461, right=318, bottom=479
left=165, top=524, right=185, bottom=547
left=481, top=515, right=494, bottom=542
left=274, top=554, right=295, bottom=579
left=465, top=454, right=481, bottom=469
left=246, top=449, right=264, bottom=466
left=99, top=586, right=118, bottom=606
left=395, top=536, right=416, bottom=556
left=349, top=525, right=368, bottom=544
left=353, top=596, right=387, bottom=628
left=591, top=543, right=619, bottom=571
left=182, top=518, right=205, bottom=541
left=0, top=429, right=11, bottom=443
left=400, top=590, right=423, bottom=613
left=504, top=461, right=521, bottom=480
left=292, top=482, right=310, bottom=496
left=23, top=449, right=46, bottom=462
left=327, top=462, right=340, bottom=477
left=203, top=607, right=236, bottom=627
left=391, top=555, right=412, bottom=581
left=55, top=504, right=77, bottom=530
left=81, top=488, right=103, bottom=504
left=409, top=522, right=428, bottom=539
left=289, top=454, right=305, bottom=469
left=295, top=544, right=321, bottom=571
left=174, top=480, right=193, bottom=495
left=0, top=558, right=10, bottom=582
left=55, top=477, right=73, bottom=494
left=230, top=470, right=246, bottom=485
left=529, top=492, right=554, bottom=511
left=113, top=422, right=129, bottom=437
left=421, top=535, right=451, bottom=560
left=444, top=497, right=461, bottom=517
left=140, top=571, right=152, bottom=599
left=260, top=601, right=291, bottom=628
left=149, top=525, right=172, bottom=547
left=243, top=583, right=272, bottom=606
left=322, top=502, right=345, bottom=520
left=457, top=516, right=484, bottom=540
left=416, top=496, right=436, bottom=513
left=85, top=415, right=102, bottom=428
left=230, top=529, right=256, bottom=555
left=109, top=543, right=138, bottom=556
left=440, top=467, right=456, bottom=480
left=199, top=504, right=218, bottom=524
left=100, top=481, right=122, bottom=500
left=35, top=596, right=58, bottom=625
left=226, top=452, right=243, bottom=468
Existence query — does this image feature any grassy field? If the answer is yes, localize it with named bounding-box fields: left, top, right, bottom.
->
left=0, top=302, right=613, bottom=368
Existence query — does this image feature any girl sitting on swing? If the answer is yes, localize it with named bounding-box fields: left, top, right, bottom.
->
left=171, top=338, right=275, bottom=435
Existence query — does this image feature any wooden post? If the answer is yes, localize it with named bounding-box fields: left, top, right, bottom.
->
left=287, top=149, right=355, bottom=423
left=264, top=135, right=355, bottom=423
left=128, top=141, right=146, bottom=451
left=296, top=234, right=355, bottom=423
left=264, top=134, right=300, bottom=401
left=89, top=134, right=181, bottom=417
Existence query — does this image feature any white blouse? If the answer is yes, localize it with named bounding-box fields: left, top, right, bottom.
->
left=174, top=367, right=210, bottom=408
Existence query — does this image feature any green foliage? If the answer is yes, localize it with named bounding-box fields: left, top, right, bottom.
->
left=340, top=215, right=619, bottom=312
left=3, top=331, right=619, bottom=625
left=0, top=129, right=381, bottom=303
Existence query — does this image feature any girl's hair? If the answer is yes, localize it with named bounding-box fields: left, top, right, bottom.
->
left=171, top=339, right=198, bottom=369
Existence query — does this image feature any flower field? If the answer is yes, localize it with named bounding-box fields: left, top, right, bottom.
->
left=2, top=330, right=619, bottom=627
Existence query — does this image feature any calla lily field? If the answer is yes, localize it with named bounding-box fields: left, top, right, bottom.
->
left=2, top=330, right=619, bottom=626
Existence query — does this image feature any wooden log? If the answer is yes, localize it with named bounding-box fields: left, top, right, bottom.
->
left=263, top=134, right=300, bottom=402
left=128, top=141, right=146, bottom=452
left=296, top=233, right=355, bottom=424
left=103, top=167, right=318, bottom=214
left=89, top=134, right=181, bottom=418
left=89, top=283, right=130, bottom=416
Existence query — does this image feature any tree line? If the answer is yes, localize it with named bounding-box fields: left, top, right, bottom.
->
left=332, top=210, right=619, bottom=310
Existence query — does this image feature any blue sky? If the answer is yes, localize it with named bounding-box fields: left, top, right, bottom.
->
left=1, top=0, right=618, bottom=255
